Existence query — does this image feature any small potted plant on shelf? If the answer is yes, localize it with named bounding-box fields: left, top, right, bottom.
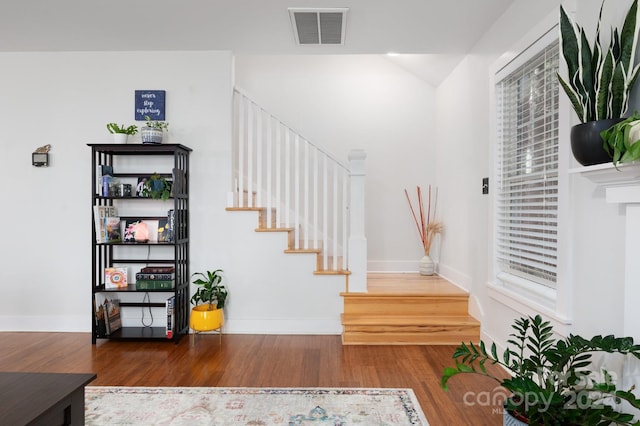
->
left=106, top=123, right=138, bottom=144
left=558, top=0, right=640, bottom=165
left=441, top=315, right=640, bottom=425
left=190, top=269, right=228, bottom=333
left=140, top=115, right=169, bottom=144
left=139, top=173, right=172, bottom=200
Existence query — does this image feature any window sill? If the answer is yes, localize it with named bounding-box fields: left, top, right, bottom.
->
left=488, top=276, right=572, bottom=336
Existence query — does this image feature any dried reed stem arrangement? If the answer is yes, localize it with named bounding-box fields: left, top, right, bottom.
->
left=404, top=185, right=442, bottom=256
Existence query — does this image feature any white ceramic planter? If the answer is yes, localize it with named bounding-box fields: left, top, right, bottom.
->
left=419, top=254, right=434, bottom=275
left=113, top=133, right=128, bottom=144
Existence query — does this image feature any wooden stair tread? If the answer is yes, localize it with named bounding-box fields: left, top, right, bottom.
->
left=341, top=332, right=480, bottom=346
left=341, top=314, right=479, bottom=326
left=285, top=248, right=322, bottom=254
left=341, top=291, right=469, bottom=299
left=226, top=207, right=265, bottom=212
left=255, top=227, right=295, bottom=232
left=364, top=273, right=468, bottom=296
left=315, top=270, right=351, bottom=275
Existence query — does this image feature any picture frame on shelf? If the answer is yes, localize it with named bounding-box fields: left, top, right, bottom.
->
left=104, top=267, right=128, bottom=289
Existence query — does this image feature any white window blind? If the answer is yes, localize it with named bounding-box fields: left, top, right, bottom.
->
left=495, top=38, right=559, bottom=289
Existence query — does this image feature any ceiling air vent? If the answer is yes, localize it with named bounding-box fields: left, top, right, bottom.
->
left=289, top=8, right=348, bottom=45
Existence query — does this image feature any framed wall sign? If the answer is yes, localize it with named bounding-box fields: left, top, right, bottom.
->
left=135, top=90, right=166, bottom=121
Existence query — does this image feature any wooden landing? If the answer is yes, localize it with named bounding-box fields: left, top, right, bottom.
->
left=341, top=273, right=480, bottom=345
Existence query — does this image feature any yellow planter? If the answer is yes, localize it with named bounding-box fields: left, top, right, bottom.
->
left=190, top=305, right=224, bottom=332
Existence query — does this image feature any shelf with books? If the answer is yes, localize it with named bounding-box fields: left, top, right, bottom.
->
left=97, top=284, right=179, bottom=293
left=89, top=143, right=191, bottom=344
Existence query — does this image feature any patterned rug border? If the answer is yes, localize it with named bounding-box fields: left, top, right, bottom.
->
left=85, top=386, right=429, bottom=425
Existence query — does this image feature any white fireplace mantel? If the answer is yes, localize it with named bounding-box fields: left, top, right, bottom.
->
left=570, top=162, right=640, bottom=340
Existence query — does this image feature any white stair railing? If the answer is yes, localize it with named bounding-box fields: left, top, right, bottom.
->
left=232, top=88, right=365, bottom=277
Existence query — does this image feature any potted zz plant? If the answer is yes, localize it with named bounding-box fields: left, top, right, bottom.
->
left=558, top=0, right=640, bottom=166
left=189, top=269, right=228, bottom=334
left=106, top=123, right=138, bottom=144
left=140, top=115, right=169, bottom=144
left=441, top=315, right=640, bottom=425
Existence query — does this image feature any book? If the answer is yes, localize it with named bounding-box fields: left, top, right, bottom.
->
left=157, top=218, right=169, bottom=242
left=102, top=175, right=114, bottom=197
left=140, top=266, right=175, bottom=274
left=93, top=205, right=117, bottom=243
left=104, top=298, right=122, bottom=335
left=167, top=209, right=175, bottom=242
left=136, top=177, right=148, bottom=197
left=105, top=217, right=122, bottom=243
left=135, top=279, right=175, bottom=290
left=94, top=296, right=107, bottom=336
left=166, top=296, right=175, bottom=339
left=136, top=272, right=175, bottom=280
left=96, top=165, right=113, bottom=196
left=104, top=267, right=128, bottom=289
left=171, top=168, right=186, bottom=197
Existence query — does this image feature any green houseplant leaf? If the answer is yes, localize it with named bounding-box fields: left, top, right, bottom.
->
left=140, top=173, right=172, bottom=200
left=601, top=112, right=640, bottom=166
left=441, top=314, right=640, bottom=425
left=106, top=123, right=138, bottom=135
left=190, top=269, right=228, bottom=310
left=558, top=0, right=640, bottom=123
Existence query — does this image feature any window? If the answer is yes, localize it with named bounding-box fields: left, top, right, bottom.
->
left=495, top=35, right=559, bottom=291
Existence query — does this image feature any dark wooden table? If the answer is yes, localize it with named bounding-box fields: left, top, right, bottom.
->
left=0, top=372, right=96, bottom=425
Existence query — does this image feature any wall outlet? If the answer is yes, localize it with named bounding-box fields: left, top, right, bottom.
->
left=482, top=177, right=489, bottom=195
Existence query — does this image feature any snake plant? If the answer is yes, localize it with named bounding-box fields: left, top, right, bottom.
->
left=558, top=0, right=640, bottom=123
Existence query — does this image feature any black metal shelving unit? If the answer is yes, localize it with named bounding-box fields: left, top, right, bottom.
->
left=89, top=143, right=191, bottom=343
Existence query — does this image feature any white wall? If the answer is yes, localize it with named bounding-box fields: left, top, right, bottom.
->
left=436, top=0, right=639, bottom=402
left=0, top=51, right=233, bottom=331
left=0, top=50, right=345, bottom=334
left=234, top=55, right=438, bottom=272
left=436, top=0, right=571, bottom=338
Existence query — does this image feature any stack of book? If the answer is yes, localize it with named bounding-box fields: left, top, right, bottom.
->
left=166, top=296, right=175, bottom=339
left=135, top=266, right=175, bottom=290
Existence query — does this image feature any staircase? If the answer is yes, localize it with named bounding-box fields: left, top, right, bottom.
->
left=230, top=88, right=480, bottom=344
left=225, top=203, right=350, bottom=276
left=341, top=273, right=480, bottom=345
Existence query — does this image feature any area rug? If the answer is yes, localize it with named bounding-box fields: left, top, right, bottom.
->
left=85, top=386, right=429, bottom=425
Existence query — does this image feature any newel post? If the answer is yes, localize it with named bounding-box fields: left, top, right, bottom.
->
left=348, top=149, right=367, bottom=293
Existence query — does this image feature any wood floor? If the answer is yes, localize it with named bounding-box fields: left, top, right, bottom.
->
left=0, top=332, right=508, bottom=425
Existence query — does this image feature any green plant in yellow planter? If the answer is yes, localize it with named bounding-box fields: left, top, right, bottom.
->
left=190, top=269, right=228, bottom=333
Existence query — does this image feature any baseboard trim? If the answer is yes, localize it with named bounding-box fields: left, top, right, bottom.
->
left=0, top=315, right=89, bottom=332
left=367, top=260, right=418, bottom=272
left=0, top=316, right=343, bottom=335
left=436, top=263, right=471, bottom=290
left=221, top=318, right=342, bottom=335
